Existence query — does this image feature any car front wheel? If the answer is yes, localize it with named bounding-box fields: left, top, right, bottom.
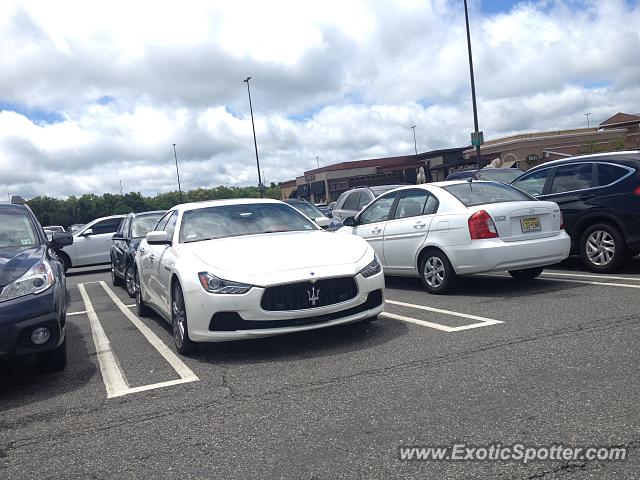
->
left=172, top=282, right=195, bottom=355
left=135, top=269, right=151, bottom=317
left=579, top=223, right=627, bottom=273
left=420, top=250, right=458, bottom=294
left=125, top=265, right=136, bottom=298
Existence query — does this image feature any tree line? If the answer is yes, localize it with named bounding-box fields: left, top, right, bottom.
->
left=27, top=184, right=282, bottom=227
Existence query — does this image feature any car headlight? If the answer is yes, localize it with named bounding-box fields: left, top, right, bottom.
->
left=359, top=254, right=382, bottom=278
left=0, top=260, right=55, bottom=303
left=198, top=272, right=252, bottom=294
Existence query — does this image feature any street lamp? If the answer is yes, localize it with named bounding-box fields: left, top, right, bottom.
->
left=410, top=125, right=418, bottom=156
left=243, top=76, right=264, bottom=196
left=585, top=112, right=591, bottom=128
left=464, top=0, right=482, bottom=170
left=172, top=143, right=183, bottom=202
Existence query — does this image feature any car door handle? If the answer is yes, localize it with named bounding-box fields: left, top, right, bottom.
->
left=413, top=221, right=427, bottom=228
left=371, top=228, right=381, bottom=234
left=149, top=254, right=155, bottom=261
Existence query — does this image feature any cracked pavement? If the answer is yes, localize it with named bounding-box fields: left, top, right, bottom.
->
left=1, top=257, right=639, bottom=479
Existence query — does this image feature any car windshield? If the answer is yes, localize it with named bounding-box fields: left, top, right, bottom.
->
left=180, top=203, right=318, bottom=243
left=442, top=182, right=535, bottom=207
left=131, top=213, right=166, bottom=238
left=476, top=169, right=523, bottom=183
left=0, top=210, right=39, bottom=250
left=287, top=202, right=324, bottom=219
left=371, top=185, right=402, bottom=196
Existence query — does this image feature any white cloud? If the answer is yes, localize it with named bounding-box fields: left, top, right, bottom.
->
left=0, top=0, right=639, bottom=199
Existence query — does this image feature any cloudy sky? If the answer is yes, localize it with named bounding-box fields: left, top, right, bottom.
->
left=1, top=0, right=638, bottom=199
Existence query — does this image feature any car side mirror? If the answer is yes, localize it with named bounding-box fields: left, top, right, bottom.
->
left=48, top=232, right=73, bottom=249
left=325, top=211, right=333, bottom=218
left=315, top=217, right=331, bottom=228
left=112, top=232, right=124, bottom=240
left=146, top=231, right=171, bottom=245
left=81, top=228, right=94, bottom=236
left=342, top=216, right=357, bottom=227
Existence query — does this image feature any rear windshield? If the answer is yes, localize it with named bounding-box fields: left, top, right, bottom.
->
left=442, top=182, right=535, bottom=207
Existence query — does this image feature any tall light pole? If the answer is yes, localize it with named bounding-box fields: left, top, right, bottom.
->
left=585, top=112, right=591, bottom=128
left=315, top=156, right=320, bottom=169
left=172, top=143, right=183, bottom=202
left=410, top=125, right=418, bottom=156
left=464, top=0, right=482, bottom=170
left=243, top=76, right=263, bottom=197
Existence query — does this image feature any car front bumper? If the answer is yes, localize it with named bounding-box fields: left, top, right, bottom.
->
left=0, top=289, right=65, bottom=357
left=183, top=271, right=385, bottom=342
left=447, top=231, right=571, bottom=275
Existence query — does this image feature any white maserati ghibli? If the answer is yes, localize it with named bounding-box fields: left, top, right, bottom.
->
left=134, top=199, right=385, bottom=354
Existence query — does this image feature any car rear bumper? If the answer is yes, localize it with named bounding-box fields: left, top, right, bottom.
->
left=183, top=271, right=385, bottom=342
left=447, top=231, right=571, bottom=275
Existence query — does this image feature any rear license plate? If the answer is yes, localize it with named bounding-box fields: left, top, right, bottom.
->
left=520, top=217, right=541, bottom=233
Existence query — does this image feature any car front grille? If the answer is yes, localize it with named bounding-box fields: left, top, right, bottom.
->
left=261, top=276, right=358, bottom=311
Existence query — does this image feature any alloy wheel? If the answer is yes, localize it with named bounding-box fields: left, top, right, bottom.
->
left=172, top=287, right=186, bottom=349
left=423, top=256, right=445, bottom=288
left=585, top=230, right=615, bottom=266
left=125, top=267, right=135, bottom=296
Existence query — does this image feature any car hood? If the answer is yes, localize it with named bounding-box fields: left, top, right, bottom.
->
left=183, top=230, right=370, bottom=285
left=0, top=246, right=45, bottom=288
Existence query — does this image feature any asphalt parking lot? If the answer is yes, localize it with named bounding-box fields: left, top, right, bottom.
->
left=1, top=257, right=639, bottom=479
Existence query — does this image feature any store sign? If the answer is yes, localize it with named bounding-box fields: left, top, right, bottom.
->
left=526, top=154, right=539, bottom=162
left=305, top=174, right=315, bottom=181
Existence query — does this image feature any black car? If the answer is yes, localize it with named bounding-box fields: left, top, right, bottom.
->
left=446, top=167, right=524, bottom=183
left=511, top=151, right=640, bottom=272
left=110, top=210, right=166, bottom=297
left=0, top=202, right=73, bottom=371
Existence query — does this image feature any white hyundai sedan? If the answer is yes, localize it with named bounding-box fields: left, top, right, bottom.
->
left=134, top=199, right=384, bottom=354
left=338, top=181, right=571, bottom=294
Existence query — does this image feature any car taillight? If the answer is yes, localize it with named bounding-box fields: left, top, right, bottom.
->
left=560, top=211, right=565, bottom=230
left=468, top=210, right=498, bottom=239
left=634, top=185, right=640, bottom=196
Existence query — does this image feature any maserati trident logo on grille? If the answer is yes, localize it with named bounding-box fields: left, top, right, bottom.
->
left=307, top=286, right=321, bottom=307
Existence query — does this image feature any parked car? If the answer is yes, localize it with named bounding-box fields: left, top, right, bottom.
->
left=446, top=167, right=524, bottom=183
left=69, top=224, right=85, bottom=234
left=43, top=225, right=65, bottom=240
left=284, top=199, right=342, bottom=231
left=111, top=210, right=166, bottom=297
left=58, top=215, right=125, bottom=271
left=337, top=181, right=570, bottom=293
left=332, top=185, right=404, bottom=222
left=511, top=151, right=640, bottom=272
left=0, top=202, right=73, bottom=371
left=134, top=199, right=384, bottom=354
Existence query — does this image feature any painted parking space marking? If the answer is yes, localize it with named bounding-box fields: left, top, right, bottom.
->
left=541, top=271, right=640, bottom=282
left=67, top=310, right=88, bottom=316
left=78, top=284, right=129, bottom=398
left=76, top=282, right=199, bottom=399
left=382, top=299, right=503, bottom=332
left=484, top=272, right=640, bottom=289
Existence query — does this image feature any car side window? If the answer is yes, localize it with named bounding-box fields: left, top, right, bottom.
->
left=394, top=190, right=434, bottom=219
left=155, top=211, right=173, bottom=232
left=550, top=163, right=595, bottom=194
left=512, top=169, right=551, bottom=196
left=92, top=218, right=123, bottom=235
left=116, top=218, right=127, bottom=236
left=335, top=191, right=349, bottom=209
left=343, top=192, right=361, bottom=211
left=359, top=193, right=397, bottom=225
left=163, top=212, right=179, bottom=241
left=357, top=191, right=372, bottom=210
left=597, top=163, right=629, bottom=186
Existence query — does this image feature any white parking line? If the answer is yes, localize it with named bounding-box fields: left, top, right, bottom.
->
left=542, top=271, right=640, bottom=282
left=78, top=284, right=129, bottom=398
left=382, top=300, right=503, bottom=332
left=484, top=272, right=640, bottom=289
left=67, top=310, right=88, bottom=316
left=99, top=281, right=199, bottom=387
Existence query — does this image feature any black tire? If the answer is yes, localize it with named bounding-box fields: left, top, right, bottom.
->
left=111, top=265, right=123, bottom=287
left=509, top=267, right=544, bottom=281
left=172, top=282, right=195, bottom=355
left=135, top=268, right=152, bottom=317
left=124, top=265, right=136, bottom=298
left=419, top=249, right=458, bottom=294
left=36, top=336, right=67, bottom=372
left=579, top=223, right=627, bottom=273
left=58, top=252, right=71, bottom=273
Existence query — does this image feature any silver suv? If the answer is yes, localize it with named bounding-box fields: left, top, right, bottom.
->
left=332, top=185, right=404, bottom=222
